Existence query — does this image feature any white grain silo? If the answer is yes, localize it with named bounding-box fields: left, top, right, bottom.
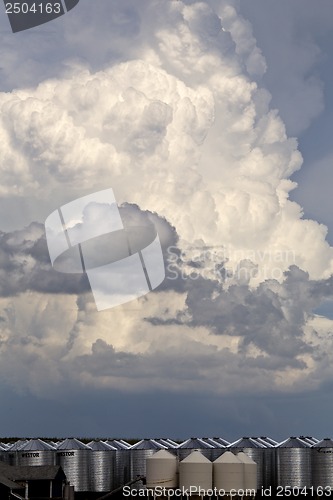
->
left=146, top=449, right=178, bottom=489
left=179, top=450, right=212, bottom=491
left=177, top=438, right=214, bottom=461
left=213, top=451, right=244, bottom=492
left=237, top=452, right=257, bottom=491
left=130, top=439, right=166, bottom=489
left=229, top=437, right=264, bottom=489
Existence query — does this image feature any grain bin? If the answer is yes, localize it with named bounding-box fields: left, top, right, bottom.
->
left=229, top=437, right=264, bottom=489
left=252, top=437, right=276, bottom=489
left=301, top=436, right=320, bottom=446
left=88, top=440, right=116, bottom=492
left=155, top=438, right=178, bottom=449
left=130, top=439, right=166, bottom=489
left=16, top=439, right=56, bottom=466
left=146, top=449, right=178, bottom=489
left=237, top=452, right=257, bottom=491
left=0, top=444, right=9, bottom=464
left=201, top=438, right=225, bottom=461
left=213, top=451, right=244, bottom=492
left=214, top=437, right=231, bottom=447
left=6, top=439, right=28, bottom=466
left=179, top=450, right=212, bottom=491
left=177, top=438, right=214, bottom=461
left=105, top=439, right=131, bottom=488
left=56, top=438, right=92, bottom=492
left=276, top=437, right=312, bottom=489
left=312, top=438, right=333, bottom=489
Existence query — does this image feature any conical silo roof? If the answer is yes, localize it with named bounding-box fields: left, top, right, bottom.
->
left=257, top=436, right=278, bottom=447
left=7, top=439, right=28, bottom=451
left=131, top=439, right=166, bottom=450
left=214, top=451, right=242, bottom=463
left=204, top=438, right=226, bottom=448
left=178, top=438, right=214, bottom=449
left=181, top=450, right=211, bottom=463
left=57, top=438, right=91, bottom=450
left=118, top=439, right=131, bottom=448
left=253, top=437, right=274, bottom=448
left=88, top=440, right=116, bottom=451
left=229, top=437, right=264, bottom=448
left=313, top=438, right=333, bottom=448
left=301, top=436, right=320, bottom=445
left=19, top=439, right=55, bottom=451
left=155, top=438, right=178, bottom=448
left=105, top=439, right=128, bottom=450
left=277, top=437, right=310, bottom=448
left=148, top=449, right=177, bottom=460
left=213, top=437, right=230, bottom=446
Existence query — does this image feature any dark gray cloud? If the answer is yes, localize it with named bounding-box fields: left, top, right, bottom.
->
left=147, top=263, right=333, bottom=368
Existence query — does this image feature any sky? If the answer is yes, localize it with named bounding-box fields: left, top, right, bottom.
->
left=0, top=0, right=333, bottom=442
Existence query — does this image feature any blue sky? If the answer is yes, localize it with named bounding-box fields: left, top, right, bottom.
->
left=0, top=0, right=333, bottom=441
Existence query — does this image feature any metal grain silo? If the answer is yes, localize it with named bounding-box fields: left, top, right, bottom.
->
left=154, top=438, right=178, bottom=450
left=251, top=437, right=276, bottom=489
left=276, top=437, right=312, bottom=489
left=301, top=436, right=320, bottom=446
left=201, top=438, right=226, bottom=461
left=180, top=450, right=212, bottom=491
left=312, top=438, right=333, bottom=489
left=16, top=439, right=56, bottom=466
left=130, top=439, right=166, bottom=489
left=56, top=438, right=92, bottom=492
left=146, top=449, right=178, bottom=489
left=229, top=437, right=264, bottom=490
left=87, top=440, right=116, bottom=493
left=0, top=444, right=9, bottom=464
left=105, top=439, right=131, bottom=488
left=6, top=439, right=28, bottom=466
left=237, top=452, right=257, bottom=491
left=213, top=451, right=244, bottom=492
left=177, top=438, right=214, bottom=461
left=214, top=437, right=231, bottom=447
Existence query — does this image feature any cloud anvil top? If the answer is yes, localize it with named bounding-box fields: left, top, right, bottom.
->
left=45, top=188, right=165, bottom=310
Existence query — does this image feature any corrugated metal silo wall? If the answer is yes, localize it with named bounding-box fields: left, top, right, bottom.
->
left=276, top=448, right=312, bottom=488
left=114, top=449, right=131, bottom=489
left=130, top=449, right=160, bottom=489
left=56, top=450, right=91, bottom=492
left=229, top=447, right=264, bottom=489
left=90, top=450, right=115, bottom=492
left=312, top=446, right=333, bottom=488
left=16, top=450, right=56, bottom=466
